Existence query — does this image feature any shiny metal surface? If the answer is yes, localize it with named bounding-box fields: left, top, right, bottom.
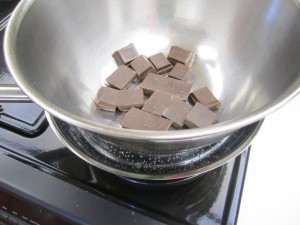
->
left=4, top=0, right=300, bottom=151
left=46, top=112, right=262, bottom=180
left=0, top=84, right=31, bottom=102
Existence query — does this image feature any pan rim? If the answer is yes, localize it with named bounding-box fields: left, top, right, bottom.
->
left=4, top=0, right=300, bottom=142
left=46, top=112, right=263, bottom=180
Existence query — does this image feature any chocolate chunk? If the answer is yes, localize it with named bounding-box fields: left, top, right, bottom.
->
left=120, top=107, right=172, bottom=131
left=117, top=89, right=144, bottom=111
left=96, top=86, right=119, bottom=111
left=162, top=98, right=193, bottom=128
left=142, top=92, right=173, bottom=116
left=130, top=55, right=156, bottom=81
left=190, top=87, right=221, bottom=111
left=112, top=43, right=139, bottom=66
left=148, top=53, right=173, bottom=75
left=139, top=73, right=192, bottom=100
left=168, top=63, right=192, bottom=80
left=185, top=103, right=217, bottom=128
left=167, top=46, right=196, bottom=67
left=106, top=65, right=136, bottom=90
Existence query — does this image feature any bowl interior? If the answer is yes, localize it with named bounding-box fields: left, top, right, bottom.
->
left=9, top=0, right=300, bottom=132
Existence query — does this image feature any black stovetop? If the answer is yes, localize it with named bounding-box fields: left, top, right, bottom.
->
left=0, top=2, right=250, bottom=225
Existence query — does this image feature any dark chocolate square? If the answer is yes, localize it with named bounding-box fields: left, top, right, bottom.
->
left=96, top=86, right=119, bottom=111
left=184, top=103, right=217, bottom=128
left=168, top=63, right=192, bottom=80
left=142, top=91, right=173, bottom=116
left=131, top=55, right=156, bottom=81
left=190, top=87, right=221, bottom=111
left=106, top=65, right=136, bottom=90
left=167, top=46, right=196, bottom=67
left=117, top=89, right=144, bottom=111
left=148, top=53, right=173, bottom=75
left=120, top=107, right=172, bottom=131
left=162, top=98, right=193, bottom=128
left=112, top=43, right=139, bottom=66
left=139, top=73, right=192, bottom=100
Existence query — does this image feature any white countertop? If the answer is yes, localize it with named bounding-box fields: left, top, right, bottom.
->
left=238, top=94, right=300, bottom=225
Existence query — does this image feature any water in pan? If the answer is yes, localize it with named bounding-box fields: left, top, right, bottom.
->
left=80, top=128, right=228, bottom=169
left=54, top=116, right=260, bottom=176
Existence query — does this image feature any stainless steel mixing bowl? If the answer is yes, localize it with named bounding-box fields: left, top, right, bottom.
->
left=3, top=0, right=300, bottom=152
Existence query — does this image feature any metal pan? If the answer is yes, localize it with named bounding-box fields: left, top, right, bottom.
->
left=2, top=0, right=300, bottom=153
left=46, top=112, right=262, bottom=180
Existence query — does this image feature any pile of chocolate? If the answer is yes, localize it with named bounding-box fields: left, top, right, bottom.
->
left=96, top=44, right=221, bottom=131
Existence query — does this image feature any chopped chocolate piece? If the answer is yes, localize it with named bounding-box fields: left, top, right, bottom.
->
left=139, top=73, right=192, bottom=100
left=96, top=86, right=119, bottom=111
left=142, top=92, right=173, bottom=116
left=130, top=55, right=156, bottom=81
left=184, top=103, right=217, bottom=128
left=190, top=87, right=221, bottom=111
left=106, top=65, right=136, bottom=90
left=167, top=46, right=196, bottom=67
left=117, top=89, right=144, bottom=111
left=112, top=43, right=139, bottom=66
left=120, top=107, right=172, bottom=131
left=168, top=63, right=192, bottom=80
left=162, top=98, right=193, bottom=128
left=148, top=53, right=173, bottom=75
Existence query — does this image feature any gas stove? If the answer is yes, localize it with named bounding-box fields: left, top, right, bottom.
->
left=0, top=2, right=252, bottom=225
